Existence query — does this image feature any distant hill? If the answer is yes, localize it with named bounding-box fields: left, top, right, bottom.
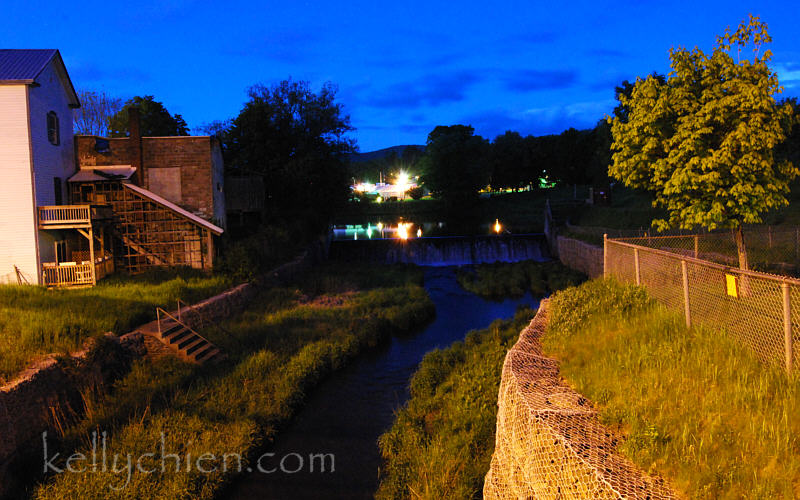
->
left=349, top=145, right=425, bottom=163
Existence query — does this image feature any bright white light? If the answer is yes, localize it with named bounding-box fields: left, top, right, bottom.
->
left=397, top=222, right=409, bottom=240
left=494, top=219, right=502, bottom=234
left=416, top=228, right=422, bottom=238
left=396, top=171, right=409, bottom=187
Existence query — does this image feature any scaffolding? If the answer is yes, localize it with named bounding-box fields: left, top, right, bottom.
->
left=69, top=180, right=219, bottom=274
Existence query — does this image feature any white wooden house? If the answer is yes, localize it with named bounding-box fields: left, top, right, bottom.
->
left=0, top=49, right=224, bottom=287
left=0, top=50, right=81, bottom=285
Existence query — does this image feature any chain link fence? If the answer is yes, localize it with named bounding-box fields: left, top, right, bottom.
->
left=605, top=234, right=799, bottom=372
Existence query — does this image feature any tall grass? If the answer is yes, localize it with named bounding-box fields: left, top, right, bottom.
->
left=0, top=269, right=231, bottom=384
left=456, top=260, right=585, bottom=299
left=376, top=308, right=536, bottom=499
left=32, top=264, right=434, bottom=500
left=544, top=279, right=800, bottom=499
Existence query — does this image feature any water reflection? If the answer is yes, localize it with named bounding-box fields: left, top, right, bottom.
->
left=332, top=221, right=439, bottom=241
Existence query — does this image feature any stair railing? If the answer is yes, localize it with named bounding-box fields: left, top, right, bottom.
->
left=176, top=299, right=243, bottom=348
left=155, top=306, right=215, bottom=350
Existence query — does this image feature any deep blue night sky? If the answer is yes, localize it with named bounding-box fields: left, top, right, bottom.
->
left=3, top=1, right=799, bottom=151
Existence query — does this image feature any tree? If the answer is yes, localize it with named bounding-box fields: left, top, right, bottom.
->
left=489, top=131, right=528, bottom=190
left=73, top=89, right=123, bottom=136
left=609, top=15, right=796, bottom=270
left=224, top=79, right=356, bottom=227
left=109, top=95, right=189, bottom=137
left=420, top=125, right=488, bottom=206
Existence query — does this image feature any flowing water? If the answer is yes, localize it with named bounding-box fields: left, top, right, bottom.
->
left=223, top=267, right=541, bottom=499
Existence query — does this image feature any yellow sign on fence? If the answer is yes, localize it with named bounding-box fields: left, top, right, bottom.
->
left=725, top=274, right=739, bottom=298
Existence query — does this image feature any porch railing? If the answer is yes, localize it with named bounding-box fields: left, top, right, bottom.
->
left=42, top=263, right=93, bottom=287
left=42, top=256, right=114, bottom=287
left=38, top=204, right=113, bottom=228
left=38, top=205, right=90, bottom=226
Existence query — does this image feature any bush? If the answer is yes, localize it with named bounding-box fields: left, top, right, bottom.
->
left=407, top=186, right=425, bottom=200
left=215, top=225, right=295, bottom=281
left=456, top=260, right=585, bottom=299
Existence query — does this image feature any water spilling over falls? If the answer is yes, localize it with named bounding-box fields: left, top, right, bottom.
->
left=329, top=234, right=549, bottom=266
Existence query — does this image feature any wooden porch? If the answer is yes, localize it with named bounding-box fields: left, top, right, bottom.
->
left=38, top=204, right=112, bottom=229
left=41, top=255, right=114, bottom=288
left=38, top=204, right=115, bottom=288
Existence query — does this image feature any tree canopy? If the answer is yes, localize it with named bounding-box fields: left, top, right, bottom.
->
left=222, top=79, right=356, bottom=226
left=109, top=95, right=189, bottom=137
left=609, top=15, right=796, bottom=254
left=73, top=89, right=122, bottom=136
left=420, top=125, right=489, bottom=205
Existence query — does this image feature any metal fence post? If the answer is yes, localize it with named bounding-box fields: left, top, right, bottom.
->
left=693, top=234, right=699, bottom=259
left=634, top=248, right=641, bottom=286
left=603, top=233, right=608, bottom=278
left=783, top=282, right=793, bottom=373
left=681, top=260, right=691, bottom=329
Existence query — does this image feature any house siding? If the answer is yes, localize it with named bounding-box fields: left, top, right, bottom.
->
left=0, top=85, right=38, bottom=284
left=28, top=60, right=77, bottom=271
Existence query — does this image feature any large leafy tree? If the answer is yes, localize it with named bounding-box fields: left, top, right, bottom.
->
left=489, top=131, right=529, bottom=190
left=109, top=95, right=189, bottom=137
left=223, top=79, right=356, bottom=226
left=609, top=15, right=796, bottom=269
left=73, top=89, right=123, bottom=136
left=420, top=125, right=489, bottom=206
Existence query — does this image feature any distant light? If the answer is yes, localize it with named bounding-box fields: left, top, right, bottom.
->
left=398, top=222, right=409, bottom=240
left=396, top=170, right=409, bottom=187
left=494, top=219, right=502, bottom=234
left=377, top=222, right=383, bottom=230
left=416, top=228, right=422, bottom=238
left=376, top=195, right=383, bottom=203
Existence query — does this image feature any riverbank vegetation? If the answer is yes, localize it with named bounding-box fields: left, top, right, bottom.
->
left=376, top=308, right=535, bottom=499
left=0, top=270, right=231, bottom=385
left=456, top=260, right=584, bottom=298
left=543, top=279, right=800, bottom=498
left=31, top=263, right=433, bottom=499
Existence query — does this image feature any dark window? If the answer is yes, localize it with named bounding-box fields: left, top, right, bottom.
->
left=54, top=177, right=62, bottom=205
left=55, top=240, right=67, bottom=263
left=47, top=111, right=59, bottom=145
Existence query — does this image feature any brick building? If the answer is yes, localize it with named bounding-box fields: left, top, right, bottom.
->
left=74, top=127, right=226, bottom=228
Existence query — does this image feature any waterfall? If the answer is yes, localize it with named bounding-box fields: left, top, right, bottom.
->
left=329, top=234, right=549, bottom=266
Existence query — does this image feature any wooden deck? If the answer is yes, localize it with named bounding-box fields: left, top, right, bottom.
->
left=41, top=256, right=114, bottom=288
left=37, top=204, right=112, bottom=229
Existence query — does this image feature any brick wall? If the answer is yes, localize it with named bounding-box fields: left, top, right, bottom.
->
left=73, top=135, right=219, bottom=222
left=556, top=236, right=603, bottom=278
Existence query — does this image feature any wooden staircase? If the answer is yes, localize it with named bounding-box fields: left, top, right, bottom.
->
left=156, top=307, right=223, bottom=364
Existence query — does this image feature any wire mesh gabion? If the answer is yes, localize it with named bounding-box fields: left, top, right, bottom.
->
left=484, top=301, right=677, bottom=499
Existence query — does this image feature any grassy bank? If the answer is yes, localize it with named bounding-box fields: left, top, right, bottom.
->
left=376, top=308, right=536, bottom=499
left=31, top=263, right=434, bottom=499
left=543, top=279, right=800, bottom=499
left=0, top=270, right=231, bottom=384
left=456, top=260, right=585, bottom=299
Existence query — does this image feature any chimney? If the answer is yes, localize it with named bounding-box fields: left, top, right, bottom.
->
left=129, top=107, right=144, bottom=186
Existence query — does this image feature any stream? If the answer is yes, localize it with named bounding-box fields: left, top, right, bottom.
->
left=223, top=266, right=541, bottom=499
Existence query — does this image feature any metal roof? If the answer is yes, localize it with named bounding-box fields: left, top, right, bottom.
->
left=125, top=183, right=224, bottom=235
left=0, top=49, right=57, bottom=82
left=0, top=49, right=79, bottom=107
left=68, top=166, right=137, bottom=183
